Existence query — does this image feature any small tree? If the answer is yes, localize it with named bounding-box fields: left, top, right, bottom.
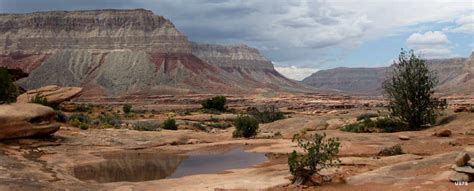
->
left=233, top=115, right=259, bottom=138
left=383, top=49, right=446, bottom=130
left=201, top=96, right=227, bottom=111
left=162, top=118, right=177, bottom=130
left=0, top=67, right=19, bottom=104
left=123, top=104, right=132, bottom=113
left=288, top=133, right=340, bottom=185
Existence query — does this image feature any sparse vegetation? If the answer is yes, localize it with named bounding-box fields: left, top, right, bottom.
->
left=201, top=96, right=227, bottom=111
left=75, top=104, right=92, bottom=112
left=378, top=144, right=403, bottom=156
left=55, top=110, right=68, bottom=123
left=29, top=93, right=49, bottom=107
left=288, top=133, right=341, bottom=185
left=341, top=117, right=405, bottom=133
left=68, top=113, right=91, bottom=130
left=356, top=113, right=379, bottom=121
left=97, top=113, right=121, bottom=128
left=383, top=49, right=447, bottom=130
left=0, top=67, right=19, bottom=104
left=133, top=121, right=161, bottom=131
left=162, top=118, right=177, bottom=130
left=123, top=104, right=132, bottom=114
left=247, top=105, right=285, bottom=123
left=233, top=115, right=259, bottom=138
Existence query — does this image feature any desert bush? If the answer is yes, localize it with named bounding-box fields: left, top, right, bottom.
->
left=75, top=104, right=92, bottom=112
left=133, top=121, right=161, bottom=131
left=233, top=115, right=259, bottom=138
left=0, top=67, right=19, bottom=104
left=162, top=118, right=177, bottom=130
left=341, top=117, right=405, bottom=133
left=97, top=113, right=121, bottom=128
left=378, top=144, right=403, bottom=156
left=356, top=113, right=379, bottom=121
left=201, top=96, right=227, bottom=111
left=207, top=122, right=232, bottom=129
left=29, top=93, right=49, bottom=107
left=55, top=110, right=68, bottom=123
left=68, top=113, right=91, bottom=124
left=247, top=105, right=285, bottom=123
left=288, top=133, right=341, bottom=185
left=123, top=104, right=132, bottom=114
left=383, top=49, right=447, bottom=130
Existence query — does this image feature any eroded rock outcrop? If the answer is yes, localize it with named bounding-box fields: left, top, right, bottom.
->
left=0, top=103, right=60, bottom=140
left=16, top=85, right=82, bottom=105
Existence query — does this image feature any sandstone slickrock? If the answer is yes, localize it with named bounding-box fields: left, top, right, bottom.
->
left=449, top=171, right=472, bottom=182
left=454, top=166, right=474, bottom=174
left=0, top=9, right=308, bottom=96
left=302, top=56, right=473, bottom=95
left=398, top=135, right=410, bottom=140
left=434, top=129, right=452, bottom=137
left=0, top=103, right=60, bottom=140
left=17, top=85, right=82, bottom=104
left=455, top=152, right=471, bottom=167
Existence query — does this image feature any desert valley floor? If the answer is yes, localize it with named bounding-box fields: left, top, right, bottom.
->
left=1, top=93, right=474, bottom=191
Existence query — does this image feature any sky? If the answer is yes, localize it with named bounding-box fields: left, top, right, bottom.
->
left=0, top=0, right=472, bottom=80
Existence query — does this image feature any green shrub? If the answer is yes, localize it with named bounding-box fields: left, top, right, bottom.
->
left=341, top=117, right=405, bottom=133
left=162, top=118, right=177, bottom=130
left=68, top=113, right=91, bottom=124
left=133, top=121, right=161, bottom=131
left=201, top=96, right=227, bottom=111
left=233, top=115, right=259, bottom=138
left=78, top=123, right=89, bottom=130
left=356, top=113, right=379, bottom=121
left=69, top=119, right=89, bottom=130
left=0, top=67, right=19, bottom=104
left=29, top=93, right=49, bottom=107
left=247, top=105, right=285, bottom=123
left=97, top=113, right=121, bottom=128
left=378, top=144, right=403, bottom=156
left=55, top=110, right=68, bottom=123
left=207, top=122, right=232, bottom=129
left=75, top=104, right=92, bottom=112
left=123, top=104, right=132, bottom=113
left=288, top=133, right=340, bottom=185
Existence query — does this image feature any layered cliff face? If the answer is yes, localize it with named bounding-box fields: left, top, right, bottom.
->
left=191, top=42, right=305, bottom=91
left=302, top=56, right=471, bottom=95
left=0, top=9, right=306, bottom=96
left=0, top=9, right=190, bottom=54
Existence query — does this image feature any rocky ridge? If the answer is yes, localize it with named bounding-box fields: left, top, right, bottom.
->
left=302, top=55, right=472, bottom=95
left=0, top=9, right=306, bottom=96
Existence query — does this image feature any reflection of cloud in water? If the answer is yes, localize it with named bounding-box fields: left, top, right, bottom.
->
left=72, top=148, right=267, bottom=183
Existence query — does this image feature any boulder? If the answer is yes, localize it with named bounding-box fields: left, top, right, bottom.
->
left=434, top=129, right=452, bottom=137
left=0, top=103, right=60, bottom=140
left=449, top=171, right=471, bottom=182
left=455, top=152, right=471, bottom=167
left=398, top=135, right=410, bottom=140
left=17, top=85, right=82, bottom=105
left=468, top=160, right=474, bottom=168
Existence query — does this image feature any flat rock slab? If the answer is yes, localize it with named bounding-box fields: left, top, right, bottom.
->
left=17, top=85, right=82, bottom=105
left=454, top=166, right=474, bottom=174
left=449, top=171, right=472, bottom=182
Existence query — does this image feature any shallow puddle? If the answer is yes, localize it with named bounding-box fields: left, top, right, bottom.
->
left=72, top=148, right=267, bottom=183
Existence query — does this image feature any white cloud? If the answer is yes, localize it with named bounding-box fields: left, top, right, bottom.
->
left=406, top=31, right=455, bottom=58
left=407, top=31, right=450, bottom=46
left=274, top=65, right=319, bottom=81
left=446, top=14, right=474, bottom=34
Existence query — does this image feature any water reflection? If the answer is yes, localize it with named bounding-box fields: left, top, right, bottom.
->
left=72, top=148, right=267, bottom=183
